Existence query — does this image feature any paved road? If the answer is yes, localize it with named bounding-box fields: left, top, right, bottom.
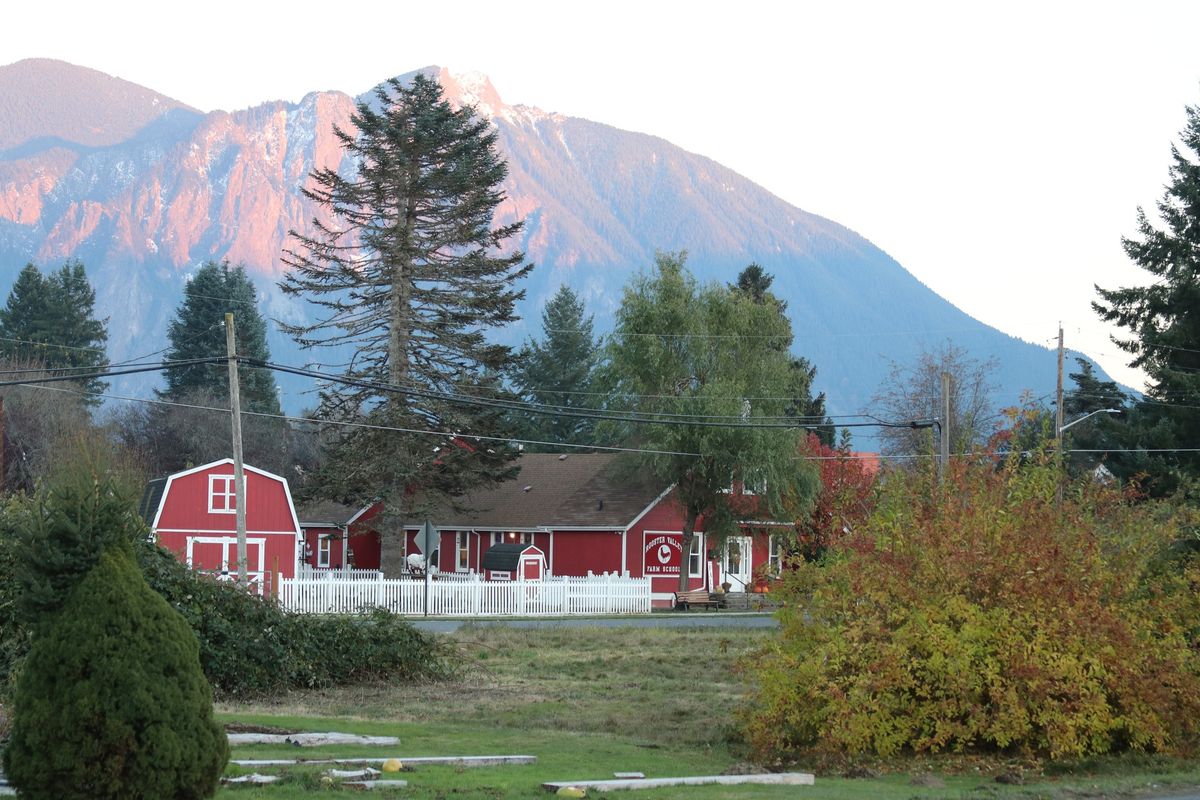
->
left=409, top=612, right=779, bottom=633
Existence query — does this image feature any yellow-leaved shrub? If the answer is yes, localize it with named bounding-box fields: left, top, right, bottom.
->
left=741, top=455, right=1200, bottom=761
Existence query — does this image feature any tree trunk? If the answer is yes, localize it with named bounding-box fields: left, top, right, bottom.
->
left=677, top=509, right=699, bottom=594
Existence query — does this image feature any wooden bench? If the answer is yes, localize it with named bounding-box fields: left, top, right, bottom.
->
left=674, top=588, right=722, bottom=610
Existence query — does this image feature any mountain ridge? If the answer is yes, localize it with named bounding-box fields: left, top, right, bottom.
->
left=0, top=59, right=1081, bottom=422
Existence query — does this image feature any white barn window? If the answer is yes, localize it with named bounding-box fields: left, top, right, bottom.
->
left=208, top=474, right=237, bottom=514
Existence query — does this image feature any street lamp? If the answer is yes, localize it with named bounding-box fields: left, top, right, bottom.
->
left=1058, top=408, right=1120, bottom=435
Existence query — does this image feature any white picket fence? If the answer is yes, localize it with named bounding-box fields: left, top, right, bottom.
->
left=277, top=573, right=651, bottom=616
left=296, top=566, right=384, bottom=581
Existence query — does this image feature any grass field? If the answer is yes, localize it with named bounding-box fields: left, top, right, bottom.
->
left=215, top=621, right=1200, bottom=799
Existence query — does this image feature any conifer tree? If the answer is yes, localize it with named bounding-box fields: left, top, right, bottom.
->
left=1062, top=358, right=1130, bottom=478
left=512, top=285, right=599, bottom=448
left=1094, top=100, right=1200, bottom=490
left=4, top=546, right=228, bottom=800
left=281, top=72, right=530, bottom=517
left=730, top=264, right=834, bottom=445
left=0, top=260, right=108, bottom=401
left=161, top=260, right=280, bottom=414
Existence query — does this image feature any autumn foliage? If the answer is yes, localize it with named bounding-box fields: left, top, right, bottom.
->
left=788, top=435, right=878, bottom=561
left=743, top=454, right=1200, bottom=761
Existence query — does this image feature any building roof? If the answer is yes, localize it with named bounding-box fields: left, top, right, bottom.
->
left=138, top=478, right=166, bottom=524
left=419, top=453, right=670, bottom=531
left=481, top=543, right=543, bottom=572
left=298, top=501, right=361, bottom=528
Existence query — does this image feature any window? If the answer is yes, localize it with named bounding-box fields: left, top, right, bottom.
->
left=768, top=535, right=782, bottom=575
left=457, top=531, right=470, bottom=571
left=688, top=535, right=703, bottom=577
left=317, top=537, right=331, bottom=568
left=493, top=531, right=531, bottom=544
left=208, top=474, right=237, bottom=514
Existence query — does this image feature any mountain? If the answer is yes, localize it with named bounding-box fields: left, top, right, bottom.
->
left=0, top=59, right=1081, bottom=426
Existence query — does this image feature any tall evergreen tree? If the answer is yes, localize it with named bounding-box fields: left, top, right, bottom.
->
left=280, top=72, right=530, bottom=522
left=730, top=264, right=834, bottom=445
left=1094, top=100, right=1200, bottom=492
left=1062, top=358, right=1130, bottom=477
left=0, top=260, right=108, bottom=401
left=511, top=285, right=599, bottom=448
left=160, top=260, right=280, bottom=414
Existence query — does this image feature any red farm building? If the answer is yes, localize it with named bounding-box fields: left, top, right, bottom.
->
left=140, top=459, right=302, bottom=590
left=299, top=453, right=801, bottom=606
left=297, top=500, right=384, bottom=571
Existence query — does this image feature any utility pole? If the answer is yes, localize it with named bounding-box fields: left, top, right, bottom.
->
left=940, top=371, right=951, bottom=479
left=1055, top=324, right=1065, bottom=505
left=1055, top=324, right=1065, bottom=449
left=226, top=313, right=249, bottom=587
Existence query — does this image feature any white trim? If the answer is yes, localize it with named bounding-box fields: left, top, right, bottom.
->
left=155, top=527, right=299, bottom=536
left=151, top=459, right=303, bottom=551
left=621, top=528, right=627, bottom=576
left=623, top=484, right=676, bottom=532
left=317, top=537, right=331, bottom=568
left=345, top=500, right=380, bottom=527
left=456, top=530, right=470, bottom=572
left=207, top=473, right=238, bottom=515
left=185, top=535, right=267, bottom=574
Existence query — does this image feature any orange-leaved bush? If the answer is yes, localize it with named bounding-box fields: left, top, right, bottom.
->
left=741, top=454, right=1200, bottom=761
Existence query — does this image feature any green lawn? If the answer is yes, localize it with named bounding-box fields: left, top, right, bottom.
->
left=214, top=622, right=1200, bottom=799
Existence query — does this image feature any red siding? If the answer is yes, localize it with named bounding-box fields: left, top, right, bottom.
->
left=549, top=531, right=623, bottom=576
left=155, top=464, right=296, bottom=535
left=151, top=461, right=300, bottom=582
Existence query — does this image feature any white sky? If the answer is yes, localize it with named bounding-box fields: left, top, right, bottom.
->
left=9, top=0, right=1200, bottom=391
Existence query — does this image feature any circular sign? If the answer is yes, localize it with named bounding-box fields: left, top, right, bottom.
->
left=657, top=543, right=672, bottom=564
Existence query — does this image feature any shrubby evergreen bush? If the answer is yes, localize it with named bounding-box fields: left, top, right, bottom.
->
left=741, top=456, right=1200, bottom=761
left=3, top=545, right=228, bottom=799
left=0, top=448, right=451, bottom=700
left=138, top=543, right=451, bottom=695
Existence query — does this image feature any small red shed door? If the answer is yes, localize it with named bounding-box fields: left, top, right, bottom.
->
left=521, top=556, right=543, bottom=581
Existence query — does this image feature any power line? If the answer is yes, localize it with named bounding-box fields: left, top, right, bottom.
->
left=0, top=357, right=227, bottom=389
left=254, top=359, right=931, bottom=432
left=29, top=383, right=705, bottom=458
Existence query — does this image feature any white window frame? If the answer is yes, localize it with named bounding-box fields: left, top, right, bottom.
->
left=494, top=531, right=531, bottom=545
left=317, top=537, right=331, bottom=568
left=457, top=531, right=470, bottom=572
left=208, top=474, right=237, bottom=514
left=688, top=535, right=704, bottom=577
left=768, top=535, right=782, bottom=575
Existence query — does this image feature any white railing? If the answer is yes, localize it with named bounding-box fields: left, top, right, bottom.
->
left=277, top=572, right=651, bottom=616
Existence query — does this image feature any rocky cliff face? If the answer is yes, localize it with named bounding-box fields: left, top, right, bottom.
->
left=0, top=59, right=1064, bottom=417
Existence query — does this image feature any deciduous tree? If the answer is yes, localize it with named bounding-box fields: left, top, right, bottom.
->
left=602, top=252, right=820, bottom=592
left=871, top=341, right=997, bottom=458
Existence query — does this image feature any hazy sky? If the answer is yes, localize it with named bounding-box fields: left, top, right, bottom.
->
left=9, top=0, right=1200, bottom=391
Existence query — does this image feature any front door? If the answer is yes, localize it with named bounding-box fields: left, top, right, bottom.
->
left=722, top=536, right=753, bottom=591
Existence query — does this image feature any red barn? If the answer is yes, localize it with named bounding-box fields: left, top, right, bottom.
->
left=141, top=459, right=302, bottom=589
